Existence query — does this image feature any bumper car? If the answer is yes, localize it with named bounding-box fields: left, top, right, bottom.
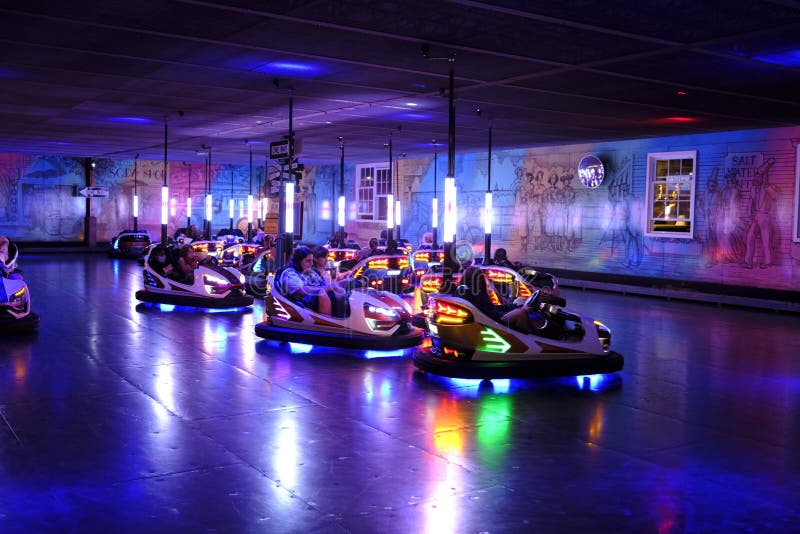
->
left=418, top=264, right=557, bottom=309
left=255, top=274, right=423, bottom=350
left=191, top=240, right=225, bottom=263
left=411, top=248, right=444, bottom=282
left=413, top=288, right=623, bottom=379
left=326, top=245, right=360, bottom=276
left=343, top=254, right=415, bottom=295
left=239, top=248, right=275, bottom=297
left=109, top=230, right=151, bottom=258
left=135, top=247, right=254, bottom=308
left=220, top=242, right=261, bottom=268
left=0, top=243, right=39, bottom=334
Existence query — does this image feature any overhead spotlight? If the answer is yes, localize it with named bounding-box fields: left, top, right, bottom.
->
left=420, top=43, right=431, bottom=58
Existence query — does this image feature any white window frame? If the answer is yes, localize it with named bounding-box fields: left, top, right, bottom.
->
left=644, top=150, right=697, bottom=239
left=355, top=163, right=392, bottom=221
left=794, top=145, right=800, bottom=242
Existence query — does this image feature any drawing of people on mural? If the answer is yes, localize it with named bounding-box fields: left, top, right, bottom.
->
left=743, top=157, right=778, bottom=269
left=717, top=169, right=745, bottom=263
left=700, top=168, right=721, bottom=266
left=523, top=171, right=545, bottom=251
left=557, top=172, right=579, bottom=252
left=599, top=155, right=643, bottom=267
left=0, top=173, right=13, bottom=222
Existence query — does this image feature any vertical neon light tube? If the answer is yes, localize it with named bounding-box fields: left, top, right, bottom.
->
left=161, top=186, right=169, bottom=225
left=261, top=198, right=268, bottom=220
left=285, top=182, right=295, bottom=235
left=484, top=192, right=492, bottom=234
left=444, top=177, right=456, bottom=242
left=133, top=194, right=139, bottom=218
left=247, top=194, right=253, bottom=223
left=387, top=193, right=394, bottom=229
left=186, top=196, right=191, bottom=219
left=229, top=198, right=234, bottom=220
left=337, top=195, right=345, bottom=228
left=431, top=197, right=438, bottom=229
left=205, top=194, right=213, bottom=223
left=395, top=199, right=402, bottom=226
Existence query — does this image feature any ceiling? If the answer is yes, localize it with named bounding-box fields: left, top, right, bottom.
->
left=3, top=0, right=800, bottom=166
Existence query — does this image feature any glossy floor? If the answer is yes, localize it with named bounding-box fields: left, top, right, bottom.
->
left=2, top=254, right=799, bottom=532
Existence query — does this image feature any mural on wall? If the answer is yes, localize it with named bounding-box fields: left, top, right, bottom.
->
left=94, top=158, right=269, bottom=242
left=2, top=126, right=799, bottom=291
left=697, top=153, right=783, bottom=271
left=0, top=154, right=85, bottom=240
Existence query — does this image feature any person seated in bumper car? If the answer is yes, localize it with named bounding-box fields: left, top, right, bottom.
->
left=171, top=244, right=199, bottom=284
left=455, top=266, right=506, bottom=321
left=0, top=235, right=9, bottom=275
left=354, top=237, right=380, bottom=262
left=499, top=302, right=547, bottom=334
left=304, top=246, right=347, bottom=316
left=148, top=245, right=174, bottom=278
left=279, top=246, right=332, bottom=315
left=490, top=248, right=515, bottom=269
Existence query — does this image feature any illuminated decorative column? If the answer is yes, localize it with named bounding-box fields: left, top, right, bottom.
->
left=337, top=195, right=345, bottom=229
left=395, top=199, right=402, bottom=241
left=443, top=177, right=456, bottom=243
left=337, top=137, right=345, bottom=238
left=161, top=185, right=169, bottom=228
left=132, top=155, right=139, bottom=232
left=386, top=193, right=394, bottom=236
left=161, top=116, right=169, bottom=243
left=205, top=193, right=213, bottom=233
left=285, top=181, right=295, bottom=237
left=247, top=194, right=253, bottom=233
left=484, top=122, right=493, bottom=262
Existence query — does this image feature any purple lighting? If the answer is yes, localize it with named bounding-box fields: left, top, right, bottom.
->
left=109, top=116, right=154, bottom=124
left=392, top=112, right=432, bottom=121
left=255, top=61, right=325, bottom=77
left=753, top=49, right=800, bottom=68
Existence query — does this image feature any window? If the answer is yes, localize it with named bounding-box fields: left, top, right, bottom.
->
left=645, top=151, right=697, bottom=238
left=356, top=163, right=392, bottom=221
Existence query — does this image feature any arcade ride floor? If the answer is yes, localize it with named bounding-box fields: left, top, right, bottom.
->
left=2, top=253, right=799, bottom=532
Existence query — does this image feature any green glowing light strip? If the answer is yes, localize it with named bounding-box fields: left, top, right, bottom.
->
left=479, top=327, right=511, bottom=353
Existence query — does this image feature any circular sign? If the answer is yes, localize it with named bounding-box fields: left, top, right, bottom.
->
left=577, top=155, right=605, bottom=189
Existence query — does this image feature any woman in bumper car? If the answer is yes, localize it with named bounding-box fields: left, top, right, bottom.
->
left=279, top=246, right=332, bottom=315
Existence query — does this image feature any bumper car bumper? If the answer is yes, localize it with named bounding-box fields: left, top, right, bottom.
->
left=0, top=312, right=40, bottom=334
left=135, top=289, right=253, bottom=309
left=412, top=345, right=624, bottom=379
left=255, top=322, right=424, bottom=350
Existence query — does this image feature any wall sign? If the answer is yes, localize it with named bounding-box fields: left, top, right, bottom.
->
left=578, top=155, right=605, bottom=189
